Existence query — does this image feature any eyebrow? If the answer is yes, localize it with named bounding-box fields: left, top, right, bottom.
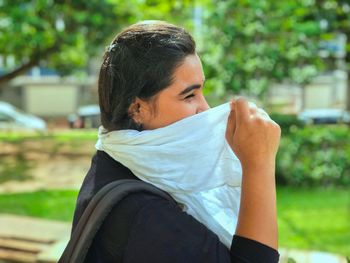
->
left=178, top=79, right=206, bottom=96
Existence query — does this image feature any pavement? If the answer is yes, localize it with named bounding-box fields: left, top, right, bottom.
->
left=0, top=214, right=70, bottom=263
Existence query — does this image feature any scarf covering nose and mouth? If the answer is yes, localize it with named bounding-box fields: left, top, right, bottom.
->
left=95, top=102, right=242, bottom=248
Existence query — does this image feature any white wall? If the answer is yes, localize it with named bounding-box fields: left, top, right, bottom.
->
left=24, top=84, right=79, bottom=117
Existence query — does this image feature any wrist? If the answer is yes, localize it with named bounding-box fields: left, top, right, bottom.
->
left=241, top=158, right=276, bottom=172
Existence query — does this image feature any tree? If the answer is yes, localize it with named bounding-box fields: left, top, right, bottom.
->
left=198, top=0, right=324, bottom=101
left=0, top=0, right=193, bottom=88
left=0, top=0, right=122, bottom=86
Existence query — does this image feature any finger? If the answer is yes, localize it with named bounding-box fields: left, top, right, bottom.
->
left=227, top=101, right=236, bottom=134
left=235, top=97, right=250, bottom=122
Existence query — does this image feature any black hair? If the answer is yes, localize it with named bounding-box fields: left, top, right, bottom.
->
left=98, top=21, right=196, bottom=131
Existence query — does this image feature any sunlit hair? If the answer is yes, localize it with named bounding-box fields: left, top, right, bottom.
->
left=98, top=21, right=196, bottom=131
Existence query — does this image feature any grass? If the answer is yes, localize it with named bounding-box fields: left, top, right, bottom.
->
left=277, top=187, right=350, bottom=257
left=0, top=190, right=78, bottom=222
left=0, top=187, right=348, bottom=257
left=0, top=130, right=97, bottom=143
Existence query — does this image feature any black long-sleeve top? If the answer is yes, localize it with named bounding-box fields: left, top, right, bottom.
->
left=72, top=150, right=279, bottom=263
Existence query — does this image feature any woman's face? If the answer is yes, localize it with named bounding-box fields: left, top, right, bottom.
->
left=132, top=54, right=210, bottom=130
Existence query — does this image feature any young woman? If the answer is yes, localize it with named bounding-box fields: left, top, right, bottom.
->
left=72, top=21, right=281, bottom=262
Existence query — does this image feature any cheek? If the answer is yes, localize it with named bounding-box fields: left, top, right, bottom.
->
left=158, top=101, right=196, bottom=125
left=170, top=104, right=194, bottom=119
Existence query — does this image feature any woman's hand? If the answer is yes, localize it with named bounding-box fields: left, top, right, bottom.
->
left=225, top=97, right=281, bottom=250
left=225, top=97, right=281, bottom=168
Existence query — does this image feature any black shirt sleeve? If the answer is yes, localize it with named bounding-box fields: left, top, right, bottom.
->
left=92, top=193, right=279, bottom=263
left=230, top=235, right=280, bottom=263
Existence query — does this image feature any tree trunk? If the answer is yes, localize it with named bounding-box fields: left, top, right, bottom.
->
left=0, top=59, right=39, bottom=87
left=0, top=44, right=60, bottom=89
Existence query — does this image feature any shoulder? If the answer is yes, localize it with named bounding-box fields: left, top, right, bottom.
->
left=72, top=151, right=138, bottom=229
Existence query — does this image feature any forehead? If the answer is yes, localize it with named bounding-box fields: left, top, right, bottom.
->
left=163, top=54, right=205, bottom=94
left=175, top=54, right=204, bottom=83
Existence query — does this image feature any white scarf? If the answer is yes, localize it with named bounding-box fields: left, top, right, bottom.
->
left=95, top=102, right=242, bottom=248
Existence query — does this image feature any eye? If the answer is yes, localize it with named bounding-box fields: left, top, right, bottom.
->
left=185, top=93, right=195, bottom=99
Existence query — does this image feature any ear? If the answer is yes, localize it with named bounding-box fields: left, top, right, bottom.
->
left=128, top=97, right=149, bottom=124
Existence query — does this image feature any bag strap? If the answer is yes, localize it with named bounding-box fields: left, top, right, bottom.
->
left=59, top=179, right=177, bottom=263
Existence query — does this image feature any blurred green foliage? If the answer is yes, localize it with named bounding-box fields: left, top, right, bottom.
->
left=0, top=0, right=118, bottom=76
left=1, top=0, right=350, bottom=101
left=198, top=0, right=350, bottom=102
left=277, top=125, right=350, bottom=186
left=0, top=0, right=193, bottom=81
left=199, top=0, right=324, bottom=98
left=269, top=113, right=305, bottom=133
